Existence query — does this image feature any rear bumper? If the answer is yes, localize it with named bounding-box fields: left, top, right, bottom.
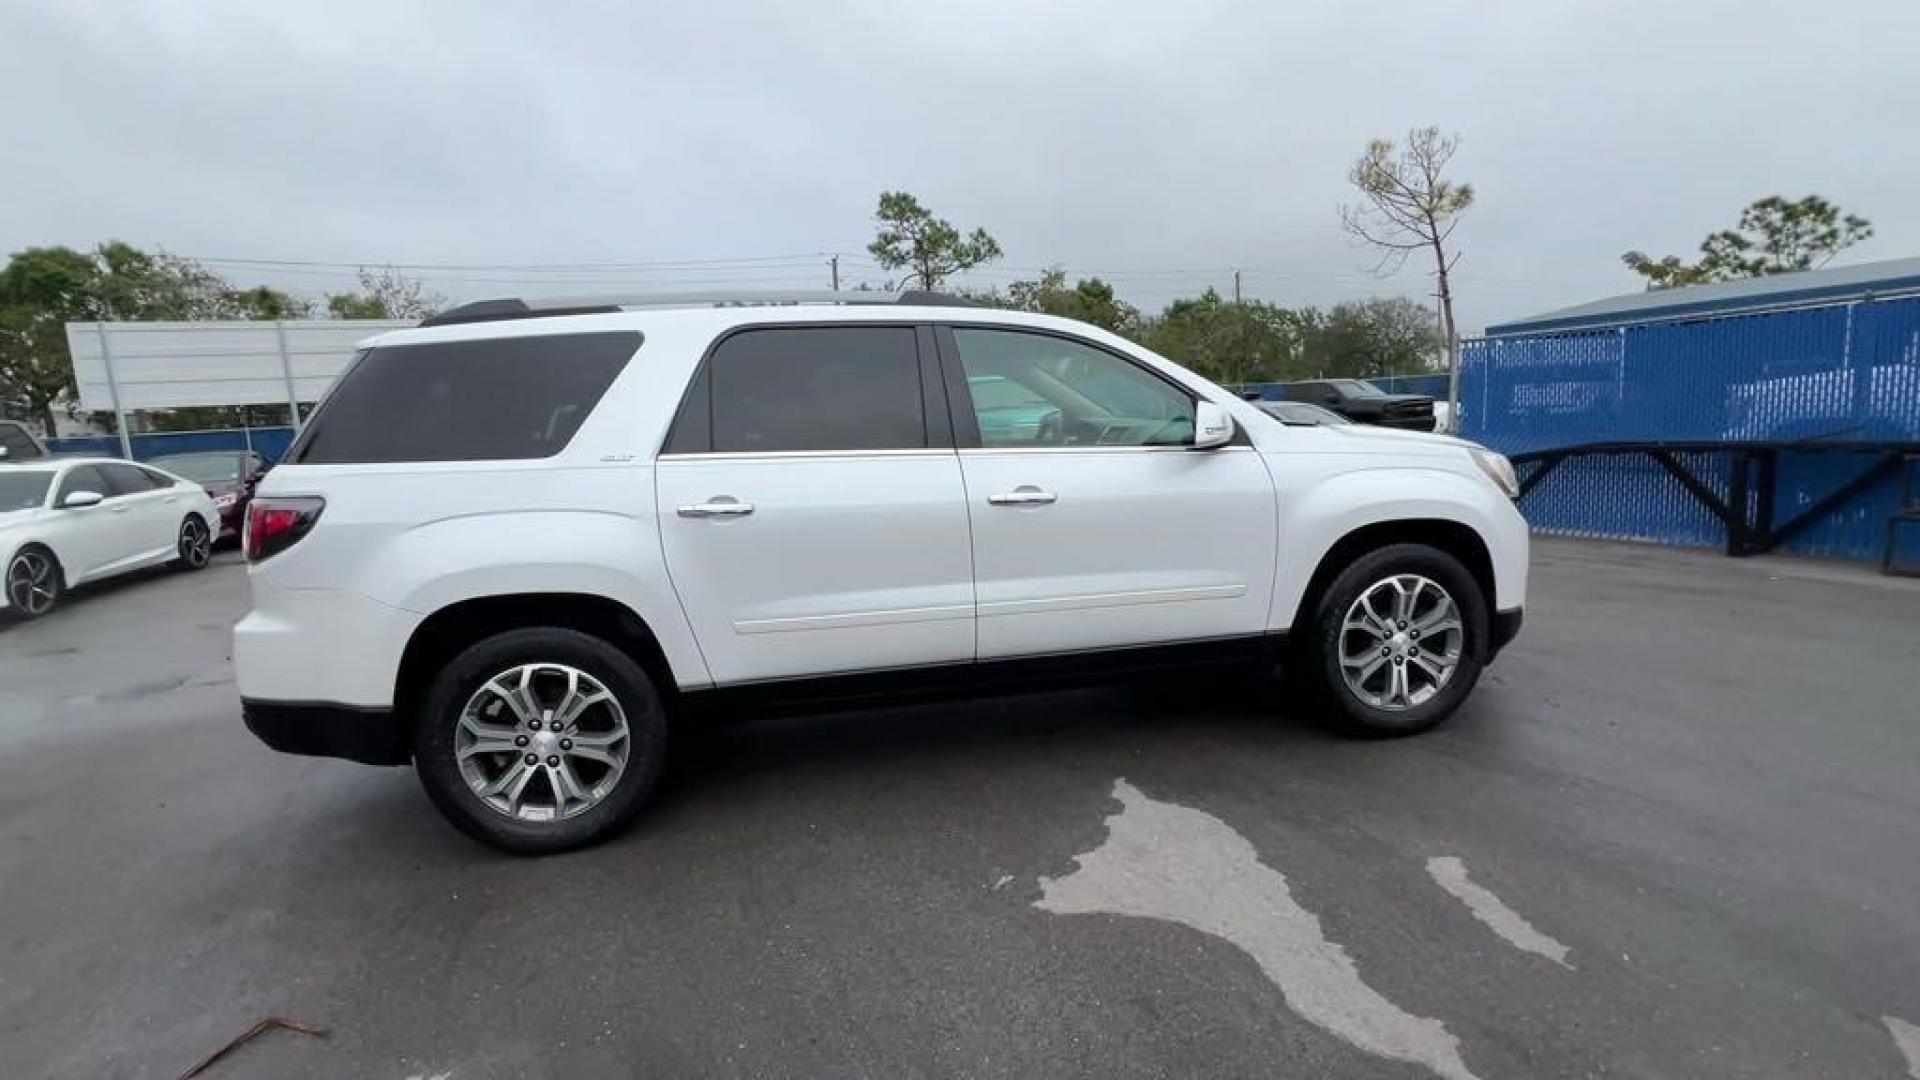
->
left=1489, top=607, right=1524, bottom=660
left=243, top=698, right=409, bottom=766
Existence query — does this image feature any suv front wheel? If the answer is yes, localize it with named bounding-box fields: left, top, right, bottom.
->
left=414, top=628, right=668, bottom=855
left=1300, top=543, right=1489, bottom=737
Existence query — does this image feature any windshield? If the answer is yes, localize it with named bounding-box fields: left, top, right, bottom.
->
left=0, top=471, right=53, bottom=511
left=1332, top=379, right=1386, bottom=397
left=151, top=454, right=244, bottom=485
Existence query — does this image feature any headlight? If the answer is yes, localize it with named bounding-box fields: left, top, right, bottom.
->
left=1470, top=448, right=1519, bottom=499
left=213, top=491, right=240, bottom=509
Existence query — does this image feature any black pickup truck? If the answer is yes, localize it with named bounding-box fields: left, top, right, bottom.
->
left=1277, top=379, right=1436, bottom=431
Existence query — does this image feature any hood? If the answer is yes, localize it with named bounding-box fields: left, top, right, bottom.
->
left=0, top=505, right=45, bottom=529
left=1322, top=424, right=1480, bottom=452
left=1373, top=393, right=1434, bottom=405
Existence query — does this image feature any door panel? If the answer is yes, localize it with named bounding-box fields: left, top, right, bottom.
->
left=98, top=463, right=177, bottom=567
left=657, top=454, right=974, bottom=683
left=938, top=324, right=1279, bottom=659
left=49, top=465, right=129, bottom=580
left=654, top=323, right=972, bottom=686
left=960, top=448, right=1276, bottom=657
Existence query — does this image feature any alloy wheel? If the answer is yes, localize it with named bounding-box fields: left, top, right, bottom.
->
left=455, top=663, right=631, bottom=823
left=179, top=518, right=212, bottom=568
left=6, top=551, right=58, bottom=617
left=1338, top=573, right=1464, bottom=710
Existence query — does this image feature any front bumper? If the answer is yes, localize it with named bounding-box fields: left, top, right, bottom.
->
left=243, top=698, right=408, bottom=766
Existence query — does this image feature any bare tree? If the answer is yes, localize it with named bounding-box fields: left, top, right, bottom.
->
left=1340, top=127, right=1474, bottom=430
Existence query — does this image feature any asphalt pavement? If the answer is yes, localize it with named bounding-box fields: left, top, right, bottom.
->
left=1, top=539, right=1917, bottom=1079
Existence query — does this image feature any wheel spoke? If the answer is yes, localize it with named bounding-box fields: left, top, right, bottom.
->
left=548, top=759, right=590, bottom=809
left=1386, top=661, right=1411, bottom=707
left=551, top=675, right=610, bottom=731
left=1410, top=654, right=1450, bottom=686
left=485, top=668, right=542, bottom=725
left=458, top=734, right=522, bottom=760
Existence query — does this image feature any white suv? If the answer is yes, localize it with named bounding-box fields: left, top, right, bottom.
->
left=235, top=291, right=1528, bottom=854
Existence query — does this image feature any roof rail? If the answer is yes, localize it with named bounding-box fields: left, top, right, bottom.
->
left=418, top=289, right=977, bottom=328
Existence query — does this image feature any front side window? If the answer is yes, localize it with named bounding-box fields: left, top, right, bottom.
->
left=56, top=465, right=112, bottom=504
left=293, top=331, right=640, bottom=464
left=702, top=326, right=925, bottom=453
left=949, top=328, right=1194, bottom=447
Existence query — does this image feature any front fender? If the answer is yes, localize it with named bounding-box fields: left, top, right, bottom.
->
left=1270, top=465, right=1529, bottom=629
left=360, top=509, right=712, bottom=688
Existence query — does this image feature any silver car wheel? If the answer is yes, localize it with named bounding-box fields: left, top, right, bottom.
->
left=6, top=551, right=58, bottom=616
left=455, top=663, right=631, bottom=823
left=1338, top=573, right=1464, bottom=711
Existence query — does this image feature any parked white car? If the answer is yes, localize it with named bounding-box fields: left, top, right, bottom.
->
left=2, top=457, right=219, bottom=619
left=234, top=291, right=1528, bottom=854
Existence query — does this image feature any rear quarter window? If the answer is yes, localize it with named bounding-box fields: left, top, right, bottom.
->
left=292, top=331, right=641, bottom=464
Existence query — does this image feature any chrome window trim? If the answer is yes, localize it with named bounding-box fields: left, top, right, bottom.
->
left=658, top=447, right=957, bottom=462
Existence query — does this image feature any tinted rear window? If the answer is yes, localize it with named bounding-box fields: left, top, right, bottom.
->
left=293, top=331, right=640, bottom=464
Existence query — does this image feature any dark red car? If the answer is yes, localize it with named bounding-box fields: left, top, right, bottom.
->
left=148, top=451, right=270, bottom=543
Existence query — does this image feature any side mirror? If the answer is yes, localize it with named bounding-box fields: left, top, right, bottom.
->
left=1191, top=401, right=1234, bottom=450
left=62, top=490, right=104, bottom=509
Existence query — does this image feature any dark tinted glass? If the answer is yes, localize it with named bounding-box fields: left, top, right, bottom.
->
left=138, top=466, right=178, bottom=488
left=100, top=463, right=157, bottom=494
left=294, top=332, right=640, bottom=463
left=706, top=327, right=924, bottom=453
left=56, top=465, right=111, bottom=503
left=0, top=422, right=41, bottom=460
left=0, top=471, right=53, bottom=511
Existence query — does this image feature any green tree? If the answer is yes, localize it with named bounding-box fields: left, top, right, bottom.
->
left=982, top=267, right=1143, bottom=337
left=1139, top=289, right=1306, bottom=386
left=1622, top=195, right=1873, bottom=289
left=866, top=191, right=1003, bottom=290
left=0, top=243, right=307, bottom=433
left=1340, top=127, right=1473, bottom=426
left=326, top=266, right=441, bottom=319
left=1301, top=297, right=1444, bottom=379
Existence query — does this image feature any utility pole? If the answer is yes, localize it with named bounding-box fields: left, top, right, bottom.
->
left=1232, top=268, right=1242, bottom=305
left=829, top=255, right=840, bottom=292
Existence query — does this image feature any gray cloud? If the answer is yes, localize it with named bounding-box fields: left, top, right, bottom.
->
left=5, top=0, right=1916, bottom=332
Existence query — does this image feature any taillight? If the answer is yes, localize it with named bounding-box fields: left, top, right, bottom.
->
left=244, top=497, right=325, bottom=562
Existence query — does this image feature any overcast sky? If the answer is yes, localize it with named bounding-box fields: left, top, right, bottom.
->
left=5, top=0, right=1916, bottom=333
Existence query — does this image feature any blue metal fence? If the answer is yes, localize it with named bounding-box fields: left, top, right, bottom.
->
left=49, top=426, right=298, bottom=463
left=1462, top=295, right=1920, bottom=561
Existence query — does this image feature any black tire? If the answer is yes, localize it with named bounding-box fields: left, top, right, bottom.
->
left=5, top=546, right=63, bottom=621
left=172, top=514, right=213, bottom=572
left=1295, top=543, right=1489, bottom=738
left=414, top=627, right=668, bottom=856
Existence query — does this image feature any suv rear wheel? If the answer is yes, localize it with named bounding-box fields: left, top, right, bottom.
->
left=414, top=627, right=668, bottom=855
left=1299, top=543, right=1488, bottom=737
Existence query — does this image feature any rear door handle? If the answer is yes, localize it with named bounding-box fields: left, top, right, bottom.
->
left=678, top=497, right=754, bottom=518
left=988, top=486, right=1057, bottom=506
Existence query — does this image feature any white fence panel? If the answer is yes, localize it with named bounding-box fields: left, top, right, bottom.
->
left=65, top=319, right=412, bottom=412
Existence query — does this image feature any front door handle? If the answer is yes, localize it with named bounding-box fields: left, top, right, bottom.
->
left=988, top=486, right=1057, bottom=507
left=678, top=497, right=754, bottom=518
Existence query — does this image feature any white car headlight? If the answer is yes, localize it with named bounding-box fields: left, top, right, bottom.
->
left=213, top=491, right=240, bottom=509
left=1470, top=448, right=1519, bottom=499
